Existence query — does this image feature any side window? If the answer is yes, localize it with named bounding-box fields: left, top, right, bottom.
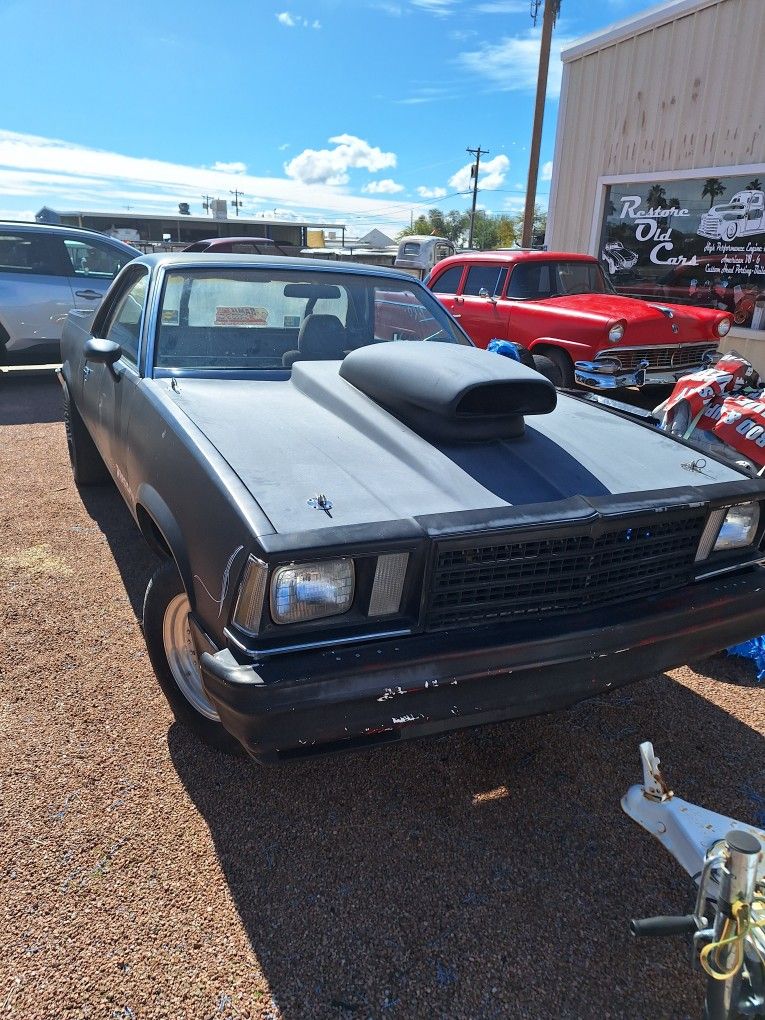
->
left=104, top=272, right=148, bottom=365
left=429, top=265, right=464, bottom=295
left=0, top=231, right=59, bottom=275
left=463, top=265, right=508, bottom=297
left=64, top=238, right=132, bottom=280
left=507, top=263, right=550, bottom=300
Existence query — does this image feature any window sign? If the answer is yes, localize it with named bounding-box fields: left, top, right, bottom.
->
left=599, top=172, right=765, bottom=331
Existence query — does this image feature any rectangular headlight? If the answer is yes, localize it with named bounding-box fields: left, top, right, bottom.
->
left=270, top=558, right=355, bottom=625
left=713, top=502, right=760, bottom=553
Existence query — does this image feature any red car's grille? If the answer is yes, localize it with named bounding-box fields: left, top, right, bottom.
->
left=599, top=344, right=715, bottom=372
left=426, top=511, right=705, bottom=630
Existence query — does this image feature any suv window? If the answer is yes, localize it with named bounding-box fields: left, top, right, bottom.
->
left=464, top=265, right=508, bottom=297
left=430, top=265, right=463, bottom=295
left=0, top=231, right=59, bottom=275
left=104, top=270, right=147, bottom=365
left=64, top=237, right=131, bottom=280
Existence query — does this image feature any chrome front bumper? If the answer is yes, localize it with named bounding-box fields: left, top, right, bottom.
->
left=574, top=360, right=708, bottom=390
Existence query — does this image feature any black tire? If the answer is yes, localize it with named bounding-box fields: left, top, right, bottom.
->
left=143, top=559, right=243, bottom=756
left=531, top=353, right=563, bottom=386
left=540, top=347, right=576, bottom=388
left=63, top=385, right=110, bottom=485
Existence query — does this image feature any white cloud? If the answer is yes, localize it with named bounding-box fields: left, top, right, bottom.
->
left=474, top=1, right=527, bottom=11
left=457, top=28, right=575, bottom=96
left=362, top=178, right=404, bottom=194
left=284, top=133, right=397, bottom=186
left=276, top=11, right=321, bottom=28
left=210, top=160, right=247, bottom=174
left=417, top=185, right=447, bottom=199
left=0, top=129, right=412, bottom=228
left=448, top=153, right=509, bottom=192
left=277, top=143, right=290, bottom=151
left=410, top=0, right=457, bottom=13
left=541, top=160, right=553, bottom=181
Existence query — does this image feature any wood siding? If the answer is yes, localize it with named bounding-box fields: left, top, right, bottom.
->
left=547, top=0, right=765, bottom=254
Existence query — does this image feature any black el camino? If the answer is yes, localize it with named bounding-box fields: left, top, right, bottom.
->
left=59, top=254, right=765, bottom=762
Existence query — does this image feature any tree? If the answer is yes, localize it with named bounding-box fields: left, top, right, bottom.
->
left=398, top=208, right=468, bottom=243
left=746, top=178, right=762, bottom=192
left=702, top=177, right=726, bottom=208
left=646, top=184, right=667, bottom=209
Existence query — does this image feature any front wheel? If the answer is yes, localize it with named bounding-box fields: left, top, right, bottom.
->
left=143, top=560, right=242, bottom=755
left=539, top=347, right=575, bottom=388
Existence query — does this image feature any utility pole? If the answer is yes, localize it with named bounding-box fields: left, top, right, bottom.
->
left=466, top=145, right=488, bottom=249
left=230, top=188, right=245, bottom=216
left=201, top=194, right=213, bottom=215
left=521, top=0, right=559, bottom=248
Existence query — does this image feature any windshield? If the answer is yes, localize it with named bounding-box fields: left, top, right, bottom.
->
left=154, top=267, right=468, bottom=371
left=506, top=260, right=615, bottom=300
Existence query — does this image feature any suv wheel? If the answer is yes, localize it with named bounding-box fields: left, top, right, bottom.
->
left=63, top=385, right=110, bottom=485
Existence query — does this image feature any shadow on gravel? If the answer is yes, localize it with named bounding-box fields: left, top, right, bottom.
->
left=73, top=468, right=765, bottom=1018
left=167, top=670, right=763, bottom=1019
left=0, top=375, right=62, bottom=425
left=76, top=483, right=158, bottom=617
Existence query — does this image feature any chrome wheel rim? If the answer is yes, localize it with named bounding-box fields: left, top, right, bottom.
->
left=162, top=593, right=219, bottom=721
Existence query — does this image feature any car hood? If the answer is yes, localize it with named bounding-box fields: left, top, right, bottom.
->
left=164, top=362, right=742, bottom=535
left=535, top=292, right=721, bottom=332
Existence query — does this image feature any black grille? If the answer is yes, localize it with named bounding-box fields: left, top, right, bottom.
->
left=601, top=344, right=714, bottom=372
left=427, top=511, right=706, bottom=629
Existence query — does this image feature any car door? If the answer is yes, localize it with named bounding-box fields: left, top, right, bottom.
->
left=457, top=264, right=509, bottom=348
left=501, top=262, right=554, bottom=346
left=80, top=266, right=148, bottom=495
left=61, top=234, right=134, bottom=312
left=0, top=228, right=74, bottom=356
left=427, top=263, right=465, bottom=320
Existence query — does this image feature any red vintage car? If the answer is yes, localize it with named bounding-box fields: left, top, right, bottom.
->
left=425, top=251, right=733, bottom=390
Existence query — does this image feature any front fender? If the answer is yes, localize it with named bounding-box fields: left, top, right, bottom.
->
left=528, top=336, right=595, bottom=357
left=134, top=484, right=193, bottom=599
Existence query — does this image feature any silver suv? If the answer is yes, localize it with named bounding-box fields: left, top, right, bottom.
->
left=0, top=222, right=137, bottom=362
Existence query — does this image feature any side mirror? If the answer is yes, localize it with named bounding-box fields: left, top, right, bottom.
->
left=84, top=337, right=122, bottom=374
left=478, top=287, right=497, bottom=303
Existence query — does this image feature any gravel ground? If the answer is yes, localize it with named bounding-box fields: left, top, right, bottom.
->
left=1, top=375, right=764, bottom=1020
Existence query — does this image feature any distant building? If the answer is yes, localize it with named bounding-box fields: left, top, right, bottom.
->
left=35, top=207, right=346, bottom=253
left=546, top=0, right=765, bottom=366
left=355, top=228, right=395, bottom=248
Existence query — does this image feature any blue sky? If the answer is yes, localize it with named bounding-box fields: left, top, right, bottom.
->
left=1, top=0, right=657, bottom=237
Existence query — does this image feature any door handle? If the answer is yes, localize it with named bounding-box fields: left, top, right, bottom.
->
left=75, top=289, right=102, bottom=300
left=452, top=314, right=462, bottom=319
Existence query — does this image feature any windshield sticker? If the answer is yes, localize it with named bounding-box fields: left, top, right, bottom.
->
left=215, top=305, right=269, bottom=326
left=284, top=314, right=301, bottom=328
left=161, top=308, right=179, bottom=325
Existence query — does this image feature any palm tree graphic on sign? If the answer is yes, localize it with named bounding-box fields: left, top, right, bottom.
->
left=702, top=178, right=726, bottom=207
left=646, top=184, right=667, bottom=208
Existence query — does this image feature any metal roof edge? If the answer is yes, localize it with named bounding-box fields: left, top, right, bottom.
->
left=561, top=0, right=724, bottom=63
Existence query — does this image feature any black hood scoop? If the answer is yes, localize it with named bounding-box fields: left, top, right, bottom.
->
left=339, top=343, right=556, bottom=441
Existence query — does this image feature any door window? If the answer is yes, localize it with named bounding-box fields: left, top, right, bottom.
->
left=104, top=271, right=148, bottom=365
left=64, top=238, right=132, bottom=280
left=429, top=265, right=463, bottom=294
left=0, top=231, right=59, bottom=275
left=463, top=265, right=508, bottom=297
left=506, top=263, right=552, bottom=299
